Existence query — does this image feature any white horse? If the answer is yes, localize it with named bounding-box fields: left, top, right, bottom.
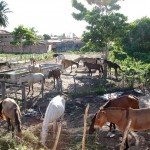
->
left=41, top=95, right=66, bottom=145
left=18, top=73, right=45, bottom=93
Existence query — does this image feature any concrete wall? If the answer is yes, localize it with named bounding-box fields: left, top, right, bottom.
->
left=0, top=44, right=49, bottom=54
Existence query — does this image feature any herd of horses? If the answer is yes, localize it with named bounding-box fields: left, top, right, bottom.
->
left=53, top=53, right=123, bottom=79
left=0, top=54, right=149, bottom=149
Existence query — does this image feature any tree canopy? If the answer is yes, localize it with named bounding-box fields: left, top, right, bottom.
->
left=72, top=0, right=127, bottom=52
left=11, top=25, right=41, bottom=46
left=0, top=1, right=12, bottom=27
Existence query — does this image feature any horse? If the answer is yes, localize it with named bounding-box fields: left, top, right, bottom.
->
left=103, top=59, right=123, bottom=79
left=94, top=107, right=150, bottom=149
left=53, top=54, right=65, bottom=63
left=48, top=68, right=61, bottom=88
left=83, top=62, right=103, bottom=76
left=30, top=56, right=36, bottom=65
left=0, top=62, right=11, bottom=69
left=76, top=57, right=97, bottom=64
left=0, top=98, right=22, bottom=137
left=41, top=95, right=66, bottom=145
left=89, top=95, right=139, bottom=134
left=61, top=59, right=79, bottom=73
left=28, top=64, right=42, bottom=73
left=18, top=73, right=45, bottom=93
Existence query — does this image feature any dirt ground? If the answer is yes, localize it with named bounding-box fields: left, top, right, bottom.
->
left=0, top=53, right=150, bottom=150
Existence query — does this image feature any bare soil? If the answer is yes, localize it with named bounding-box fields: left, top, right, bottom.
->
left=0, top=53, right=150, bottom=150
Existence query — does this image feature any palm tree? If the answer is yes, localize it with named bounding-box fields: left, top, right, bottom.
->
left=0, top=1, right=12, bottom=27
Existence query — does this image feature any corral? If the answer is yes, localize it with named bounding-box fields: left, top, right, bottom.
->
left=0, top=53, right=149, bottom=150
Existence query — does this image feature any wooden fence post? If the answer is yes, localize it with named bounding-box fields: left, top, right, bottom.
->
left=21, top=83, right=26, bottom=111
left=82, top=104, right=89, bottom=150
left=52, top=122, right=62, bottom=150
left=120, top=119, right=132, bottom=150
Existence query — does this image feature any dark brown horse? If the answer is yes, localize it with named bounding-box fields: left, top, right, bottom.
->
left=89, top=95, right=139, bottom=134
left=94, top=107, right=150, bottom=149
left=0, top=98, right=22, bottom=137
left=103, top=59, right=123, bottom=79
left=48, top=68, right=61, bottom=88
left=83, top=62, right=103, bottom=76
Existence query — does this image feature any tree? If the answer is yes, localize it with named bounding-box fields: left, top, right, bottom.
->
left=122, top=17, right=150, bottom=54
left=0, top=1, right=12, bottom=27
left=72, top=0, right=127, bottom=54
left=11, top=25, right=41, bottom=53
left=43, top=34, right=51, bottom=40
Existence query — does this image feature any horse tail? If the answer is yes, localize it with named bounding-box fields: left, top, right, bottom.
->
left=14, top=108, right=22, bottom=133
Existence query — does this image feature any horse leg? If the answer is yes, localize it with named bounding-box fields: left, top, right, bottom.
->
left=14, top=109, right=22, bottom=137
left=70, top=66, right=72, bottom=73
left=125, top=136, right=129, bottom=150
left=32, top=84, right=34, bottom=92
left=7, top=118, right=11, bottom=131
left=109, top=123, right=116, bottom=132
left=115, top=69, right=118, bottom=79
left=53, top=120, right=57, bottom=139
left=53, top=78, right=55, bottom=88
left=11, top=122, right=15, bottom=138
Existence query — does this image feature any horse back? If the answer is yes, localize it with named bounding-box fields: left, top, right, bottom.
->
left=129, top=108, right=150, bottom=131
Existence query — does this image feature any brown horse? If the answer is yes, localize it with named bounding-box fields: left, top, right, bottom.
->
left=30, top=56, right=36, bottom=65
left=89, top=95, right=139, bottom=134
left=61, top=59, right=79, bottom=73
left=94, top=107, right=150, bottom=149
left=0, top=98, right=22, bottom=137
left=48, top=68, right=61, bottom=88
left=83, top=62, right=103, bottom=76
left=103, top=59, right=123, bottom=79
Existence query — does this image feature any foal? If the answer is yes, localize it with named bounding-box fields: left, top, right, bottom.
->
left=0, top=98, right=22, bottom=137
left=104, top=59, right=123, bottom=79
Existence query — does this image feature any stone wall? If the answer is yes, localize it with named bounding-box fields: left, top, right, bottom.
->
left=0, top=44, right=49, bottom=54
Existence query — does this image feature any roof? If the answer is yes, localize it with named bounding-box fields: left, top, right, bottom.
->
left=0, top=30, right=11, bottom=35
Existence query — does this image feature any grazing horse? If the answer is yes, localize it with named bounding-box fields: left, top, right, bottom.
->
left=103, top=59, right=123, bottom=79
left=48, top=68, right=61, bottom=88
left=89, top=95, right=139, bottom=134
left=0, top=62, right=11, bottom=69
left=61, top=59, right=79, bottom=73
left=41, top=95, right=66, bottom=145
left=53, top=54, right=65, bottom=63
left=0, top=98, right=22, bottom=137
left=94, top=107, right=150, bottom=149
left=83, top=62, right=103, bottom=76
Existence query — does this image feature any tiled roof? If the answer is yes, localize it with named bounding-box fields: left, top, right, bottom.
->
left=0, top=30, right=11, bottom=34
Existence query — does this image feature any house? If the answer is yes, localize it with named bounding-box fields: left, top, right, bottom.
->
left=0, top=30, right=12, bottom=45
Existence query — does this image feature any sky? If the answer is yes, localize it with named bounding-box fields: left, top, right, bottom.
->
left=3, top=0, right=150, bottom=37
